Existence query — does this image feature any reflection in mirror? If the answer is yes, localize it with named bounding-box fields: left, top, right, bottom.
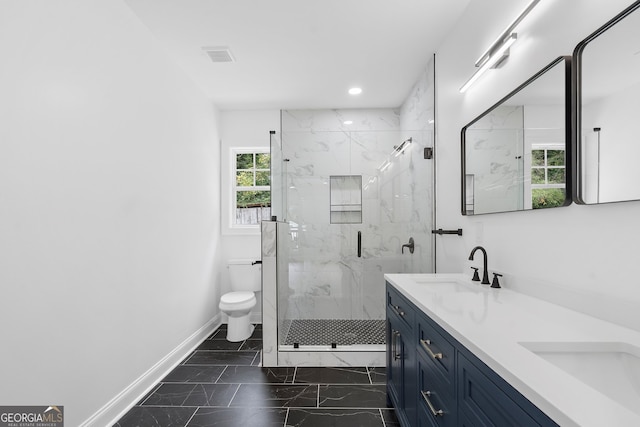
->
left=575, top=1, right=640, bottom=204
left=461, top=56, right=572, bottom=215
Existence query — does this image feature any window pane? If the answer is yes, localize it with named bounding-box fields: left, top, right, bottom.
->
left=548, top=168, right=565, bottom=184
left=532, top=188, right=565, bottom=209
left=531, top=168, right=545, bottom=184
left=532, top=150, right=545, bottom=166
left=256, top=153, right=271, bottom=169
left=256, top=171, right=270, bottom=186
left=236, top=171, right=254, bottom=187
left=236, top=190, right=271, bottom=208
left=236, top=153, right=254, bottom=169
left=547, top=150, right=565, bottom=166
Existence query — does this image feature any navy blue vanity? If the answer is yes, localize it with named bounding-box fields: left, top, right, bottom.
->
left=386, top=281, right=558, bottom=427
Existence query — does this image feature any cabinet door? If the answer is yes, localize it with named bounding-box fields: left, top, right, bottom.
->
left=457, top=352, right=558, bottom=427
left=387, top=316, right=404, bottom=409
left=387, top=313, right=415, bottom=427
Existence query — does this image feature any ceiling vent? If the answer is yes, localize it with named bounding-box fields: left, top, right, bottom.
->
left=203, top=46, right=235, bottom=63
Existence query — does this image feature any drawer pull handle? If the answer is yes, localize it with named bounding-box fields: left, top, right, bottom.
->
left=392, top=304, right=405, bottom=317
left=393, top=331, right=402, bottom=360
left=421, top=391, right=444, bottom=417
left=420, top=339, right=443, bottom=360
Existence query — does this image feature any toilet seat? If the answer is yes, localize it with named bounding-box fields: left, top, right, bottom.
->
left=219, top=291, right=256, bottom=311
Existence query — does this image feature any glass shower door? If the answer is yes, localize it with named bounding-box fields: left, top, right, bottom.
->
left=274, top=128, right=434, bottom=350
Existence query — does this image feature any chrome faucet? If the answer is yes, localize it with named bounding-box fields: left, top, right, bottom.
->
left=468, top=246, right=490, bottom=285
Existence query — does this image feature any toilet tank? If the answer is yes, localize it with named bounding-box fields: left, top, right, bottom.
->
left=228, top=259, right=261, bottom=292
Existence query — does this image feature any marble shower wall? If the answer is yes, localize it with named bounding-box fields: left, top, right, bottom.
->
left=466, top=105, right=525, bottom=214
left=279, top=100, right=434, bottom=322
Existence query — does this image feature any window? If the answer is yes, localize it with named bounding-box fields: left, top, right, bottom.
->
left=531, top=145, right=565, bottom=209
left=232, top=149, right=271, bottom=226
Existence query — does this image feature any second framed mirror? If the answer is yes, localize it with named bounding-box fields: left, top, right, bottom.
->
left=574, top=0, right=640, bottom=205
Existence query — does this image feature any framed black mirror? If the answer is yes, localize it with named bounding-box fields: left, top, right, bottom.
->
left=461, top=56, right=572, bottom=215
left=574, top=0, right=640, bottom=204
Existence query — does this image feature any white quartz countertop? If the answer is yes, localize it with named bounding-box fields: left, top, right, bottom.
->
left=384, top=273, right=640, bottom=427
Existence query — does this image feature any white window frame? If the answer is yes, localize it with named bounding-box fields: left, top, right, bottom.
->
left=230, top=147, right=271, bottom=230
left=531, top=143, right=565, bottom=190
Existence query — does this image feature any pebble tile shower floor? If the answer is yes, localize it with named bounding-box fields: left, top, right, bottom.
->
left=282, top=319, right=386, bottom=346
left=114, top=324, right=400, bottom=427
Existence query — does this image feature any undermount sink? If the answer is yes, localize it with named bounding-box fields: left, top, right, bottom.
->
left=411, top=275, right=478, bottom=293
left=520, top=341, right=640, bottom=416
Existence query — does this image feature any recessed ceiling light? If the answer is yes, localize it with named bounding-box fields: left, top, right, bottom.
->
left=348, top=87, right=362, bottom=95
left=343, top=120, right=353, bottom=125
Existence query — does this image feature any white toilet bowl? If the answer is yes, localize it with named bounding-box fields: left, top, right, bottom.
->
left=220, top=259, right=261, bottom=342
left=219, top=291, right=257, bottom=341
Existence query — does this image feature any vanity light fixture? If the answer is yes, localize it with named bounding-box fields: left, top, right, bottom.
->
left=460, top=34, right=517, bottom=93
left=460, top=0, right=541, bottom=93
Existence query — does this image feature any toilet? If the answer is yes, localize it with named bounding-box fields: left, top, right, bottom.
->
left=219, top=259, right=261, bottom=342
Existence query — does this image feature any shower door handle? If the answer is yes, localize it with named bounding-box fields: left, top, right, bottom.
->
left=357, top=231, right=362, bottom=258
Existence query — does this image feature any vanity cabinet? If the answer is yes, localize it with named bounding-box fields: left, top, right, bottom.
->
left=386, top=285, right=417, bottom=427
left=386, top=282, right=558, bottom=427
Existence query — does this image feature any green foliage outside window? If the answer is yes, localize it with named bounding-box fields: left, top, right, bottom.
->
left=235, top=152, right=271, bottom=209
left=237, top=190, right=271, bottom=208
left=531, top=148, right=565, bottom=209
left=532, top=188, right=566, bottom=209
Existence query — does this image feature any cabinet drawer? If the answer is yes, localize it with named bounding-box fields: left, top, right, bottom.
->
left=418, top=354, right=456, bottom=427
left=417, top=312, right=455, bottom=379
left=387, top=284, right=415, bottom=329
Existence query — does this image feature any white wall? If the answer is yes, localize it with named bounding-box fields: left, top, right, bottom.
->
left=0, top=1, right=222, bottom=425
left=436, top=0, right=640, bottom=331
left=219, top=109, right=280, bottom=322
left=582, top=82, right=640, bottom=203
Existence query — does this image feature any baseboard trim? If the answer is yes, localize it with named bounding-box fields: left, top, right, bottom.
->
left=80, top=314, right=221, bottom=427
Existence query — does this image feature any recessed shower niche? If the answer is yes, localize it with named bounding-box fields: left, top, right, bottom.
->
left=330, top=175, right=362, bottom=224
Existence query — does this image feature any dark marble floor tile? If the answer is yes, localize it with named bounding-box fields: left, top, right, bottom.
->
left=239, top=339, right=262, bottom=351
left=113, top=406, right=196, bottom=427
left=186, top=407, right=287, bottom=427
left=249, top=328, right=262, bottom=339
left=196, top=340, right=243, bottom=351
left=286, top=408, right=384, bottom=427
left=162, top=366, right=225, bottom=383
left=318, top=384, right=387, bottom=408
left=218, top=366, right=295, bottom=384
left=208, top=329, right=228, bottom=340
left=136, top=384, right=162, bottom=405
left=184, top=350, right=258, bottom=366
left=367, top=367, right=386, bottom=384
left=295, top=367, right=371, bottom=384
left=142, top=383, right=196, bottom=406
left=182, top=383, right=238, bottom=406
left=251, top=351, right=262, bottom=366
left=381, top=409, right=401, bottom=427
left=230, top=384, right=318, bottom=408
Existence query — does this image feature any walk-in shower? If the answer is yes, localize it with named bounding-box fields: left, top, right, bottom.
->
left=262, top=107, right=435, bottom=367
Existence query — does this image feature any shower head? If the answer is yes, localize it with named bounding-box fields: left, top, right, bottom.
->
left=394, top=137, right=413, bottom=156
